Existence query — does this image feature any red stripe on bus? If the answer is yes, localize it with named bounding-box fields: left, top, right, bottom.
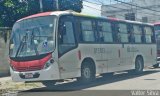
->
left=154, top=22, right=160, bottom=25
left=108, top=17, right=119, bottom=21
left=10, top=54, right=52, bottom=72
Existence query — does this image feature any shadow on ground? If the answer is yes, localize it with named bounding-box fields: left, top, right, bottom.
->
left=22, top=69, right=160, bottom=92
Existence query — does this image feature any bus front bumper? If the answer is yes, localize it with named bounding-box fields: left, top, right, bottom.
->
left=10, top=62, right=60, bottom=82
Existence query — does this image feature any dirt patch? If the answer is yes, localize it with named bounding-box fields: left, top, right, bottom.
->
left=0, top=77, right=44, bottom=95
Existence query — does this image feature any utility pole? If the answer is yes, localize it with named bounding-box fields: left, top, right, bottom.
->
left=39, top=0, right=43, bottom=12
left=56, top=0, right=59, bottom=10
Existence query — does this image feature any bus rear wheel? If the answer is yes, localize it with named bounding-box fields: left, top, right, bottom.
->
left=135, top=57, right=144, bottom=73
left=42, top=80, right=56, bottom=87
left=77, top=61, right=95, bottom=83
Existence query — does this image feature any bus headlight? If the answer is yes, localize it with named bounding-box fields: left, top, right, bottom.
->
left=10, top=65, right=16, bottom=71
left=44, top=62, right=51, bottom=69
left=44, top=59, right=54, bottom=69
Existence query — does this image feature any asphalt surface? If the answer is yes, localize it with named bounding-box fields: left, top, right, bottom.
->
left=17, top=68, right=160, bottom=96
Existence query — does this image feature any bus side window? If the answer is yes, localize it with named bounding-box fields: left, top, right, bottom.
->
left=97, top=21, right=113, bottom=43
left=118, top=23, right=129, bottom=43
left=133, top=25, right=142, bottom=43
left=144, top=26, right=153, bottom=43
left=80, top=19, right=95, bottom=42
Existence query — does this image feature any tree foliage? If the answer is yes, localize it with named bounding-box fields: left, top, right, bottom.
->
left=0, top=0, right=83, bottom=27
left=59, top=0, right=83, bottom=12
left=41, top=0, right=83, bottom=12
left=0, top=0, right=40, bottom=27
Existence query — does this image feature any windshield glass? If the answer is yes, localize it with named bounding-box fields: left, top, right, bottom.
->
left=9, top=16, right=56, bottom=58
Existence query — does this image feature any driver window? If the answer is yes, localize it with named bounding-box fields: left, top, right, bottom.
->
left=58, top=19, right=76, bottom=55
left=60, top=22, right=75, bottom=44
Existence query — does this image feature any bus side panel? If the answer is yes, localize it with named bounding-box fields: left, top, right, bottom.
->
left=133, top=44, right=157, bottom=68
left=58, top=44, right=103, bottom=79
left=58, top=49, right=81, bottom=79
left=102, top=44, right=121, bottom=73
left=78, top=44, right=103, bottom=74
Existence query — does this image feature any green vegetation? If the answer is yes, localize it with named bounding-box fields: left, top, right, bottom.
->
left=0, top=0, right=83, bottom=27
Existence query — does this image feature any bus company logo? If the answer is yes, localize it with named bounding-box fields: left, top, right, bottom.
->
left=127, top=46, right=139, bottom=52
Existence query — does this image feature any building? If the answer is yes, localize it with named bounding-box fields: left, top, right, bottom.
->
left=101, top=0, right=160, bottom=23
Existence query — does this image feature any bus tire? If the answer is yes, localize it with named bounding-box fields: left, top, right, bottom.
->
left=135, top=56, right=144, bottom=73
left=42, top=80, right=56, bottom=87
left=77, top=61, right=95, bottom=83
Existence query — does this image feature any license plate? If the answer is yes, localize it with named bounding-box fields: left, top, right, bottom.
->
left=25, top=73, right=33, bottom=79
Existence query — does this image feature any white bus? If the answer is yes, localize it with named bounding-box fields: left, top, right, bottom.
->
left=9, top=11, right=157, bottom=86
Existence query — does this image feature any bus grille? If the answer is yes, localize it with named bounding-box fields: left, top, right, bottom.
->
left=15, top=65, right=44, bottom=72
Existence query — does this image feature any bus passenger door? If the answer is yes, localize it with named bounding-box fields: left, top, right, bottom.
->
left=58, top=16, right=79, bottom=79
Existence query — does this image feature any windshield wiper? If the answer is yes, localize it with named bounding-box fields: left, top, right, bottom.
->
left=31, top=32, right=39, bottom=55
left=15, top=33, right=27, bottom=57
left=15, top=31, right=39, bottom=57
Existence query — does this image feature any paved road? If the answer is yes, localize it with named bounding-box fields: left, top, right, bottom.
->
left=18, top=68, right=160, bottom=96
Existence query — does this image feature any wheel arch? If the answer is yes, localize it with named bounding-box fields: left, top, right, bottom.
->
left=81, top=57, right=96, bottom=73
left=135, top=55, right=144, bottom=63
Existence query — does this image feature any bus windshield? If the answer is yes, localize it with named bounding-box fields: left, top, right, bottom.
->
left=9, top=16, right=56, bottom=58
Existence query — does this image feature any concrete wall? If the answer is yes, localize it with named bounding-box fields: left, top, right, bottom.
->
left=0, top=28, right=11, bottom=77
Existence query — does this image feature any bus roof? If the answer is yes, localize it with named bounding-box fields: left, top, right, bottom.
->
left=17, top=10, right=153, bottom=26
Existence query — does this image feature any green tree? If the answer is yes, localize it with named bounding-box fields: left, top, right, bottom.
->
left=42, top=0, right=57, bottom=12
left=42, top=0, right=83, bottom=12
left=59, top=0, right=83, bottom=12
left=0, top=0, right=40, bottom=27
left=0, top=0, right=83, bottom=27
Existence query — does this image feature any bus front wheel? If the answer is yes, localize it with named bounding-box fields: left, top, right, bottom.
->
left=77, top=61, right=95, bottom=83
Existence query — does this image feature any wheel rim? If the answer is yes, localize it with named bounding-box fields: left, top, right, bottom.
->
left=136, top=59, right=142, bottom=71
left=83, top=67, right=91, bottom=79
